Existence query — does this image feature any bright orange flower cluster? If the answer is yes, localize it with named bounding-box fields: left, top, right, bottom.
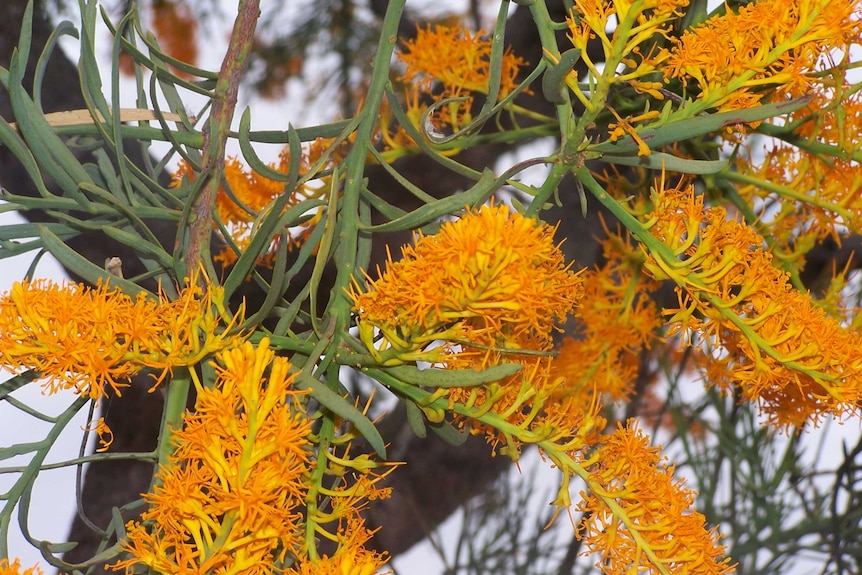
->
left=387, top=25, right=528, bottom=148
left=656, top=0, right=862, bottom=111
left=352, top=204, right=584, bottom=451
left=114, top=338, right=392, bottom=575
left=565, top=0, right=688, bottom=127
left=0, top=559, right=42, bottom=575
left=642, top=179, right=862, bottom=427
left=116, top=338, right=312, bottom=573
left=0, top=276, right=243, bottom=400
left=578, top=421, right=734, bottom=575
left=551, top=235, right=662, bottom=405
left=352, top=203, right=581, bottom=365
left=399, top=25, right=525, bottom=98
left=733, top=66, right=862, bottom=268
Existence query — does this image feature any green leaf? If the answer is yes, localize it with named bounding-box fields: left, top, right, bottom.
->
left=221, top=124, right=304, bottom=302
left=588, top=95, right=813, bottom=156
left=39, top=225, right=154, bottom=298
left=296, top=373, right=386, bottom=458
left=384, top=362, right=523, bottom=388
left=0, top=441, right=43, bottom=460
left=542, top=48, right=580, bottom=104
left=598, top=152, right=728, bottom=174
left=100, top=225, right=174, bottom=269
left=405, top=401, right=427, bottom=438
left=363, top=168, right=498, bottom=233
left=0, top=371, right=39, bottom=401
left=428, top=420, right=469, bottom=446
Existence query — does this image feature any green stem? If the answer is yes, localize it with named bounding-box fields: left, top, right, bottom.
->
left=326, top=0, right=406, bottom=335
left=149, top=368, right=191, bottom=491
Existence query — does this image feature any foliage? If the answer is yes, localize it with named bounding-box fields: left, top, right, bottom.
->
left=0, top=0, right=861, bottom=574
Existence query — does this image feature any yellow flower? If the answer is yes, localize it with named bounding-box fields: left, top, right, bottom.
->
left=656, top=0, right=862, bottom=111
left=0, top=559, right=42, bottom=575
left=115, top=338, right=312, bottom=574
left=551, top=235, right=662, bottom=405
left=643, top=179, right=862, bottom=427
left=287, top=519, right=389, bottom=575
left=352, top=203, right=582, bottom=365
left=389, top=25, right=529, bottom=145
left=0, top=274, right=243, bottom=399
left=578, top=421, right=735, bottom=575
left=352, top=204, right=584, bottom=453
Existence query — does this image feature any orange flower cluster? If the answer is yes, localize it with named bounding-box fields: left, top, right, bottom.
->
left=565, top=0, right=688, bottom=125
left=551, top=235, right=662, bottom=405
left=568, top=0, right=689, bottom=56
left=352, top=204, right=585, bottom=451
left=643, top=180, right=862, bottom=427
left=578, top=421, right=734, bottom=575
left=151, top=0, right=198, bottom=78
left=115, top=339, right=312, bottom=573
left=387, top=25, right=528, bottom=148
left=0, top=276, right=243, bottom=400
left=115, top=338, right=392, bottom=575
left=286, top=517, right=387, bottom=575
left=290, top=452, right=393, bottom=575
left=399, top=25, right=525, bottom=98
left=172, top=143, right=335, bottom=267
left=0, top=559, right=42, bottom=575
left=352, top=204, right=581, bottom=364
left=733, top=67, right=862, bottom=268
left=657, top=0, right=862, bottom=111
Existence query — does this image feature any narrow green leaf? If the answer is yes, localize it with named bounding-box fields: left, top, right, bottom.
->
left=222, top=124, right=304, bottom=302
left=100, top=225, right=174, bottom=269
left=542, top=48, right=581, bottom=104
left=0, top=221, right=78, bottom=241
left=588, top=95, right=813, bottom=155
left=364, top=168, right=497, bottom=233
left=296, top=373, right=386, bottom=458
left=598, top=153, right=728, bottom=174
left=0, top=371, right=39, bottom=401
left=405, top=401, right=427, bottom=438
left=384, top=362, right=523, bottom=388
left=39, top=225, right=154, bottom=298
left=428, top=420, right=469, bottom=446
left=0, top=442, right=43, bottom=461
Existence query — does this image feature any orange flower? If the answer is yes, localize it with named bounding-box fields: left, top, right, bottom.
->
left=642, top=179, right=862, bottom=427
left=286, top=518, right=389, bottom=575
left=578, top=421, right=734, bottom=575
left=352, top=204, right=584, bottom=452
left=390, top=25, right=529, bottom=144
left=0, top=559, right=42, bottom=575
left=551, top=235, right=662, bottom=406
left=732, top=69, right=862, bottom=267
left=656, top=0, right=862, bottom=111
left=115, top=338, right=312, bottom=574
left=399, top=25, right=526, bottom=100
left=0, top=274, right=244, bottom=400
left=352, top=203, right=582, bottom=366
